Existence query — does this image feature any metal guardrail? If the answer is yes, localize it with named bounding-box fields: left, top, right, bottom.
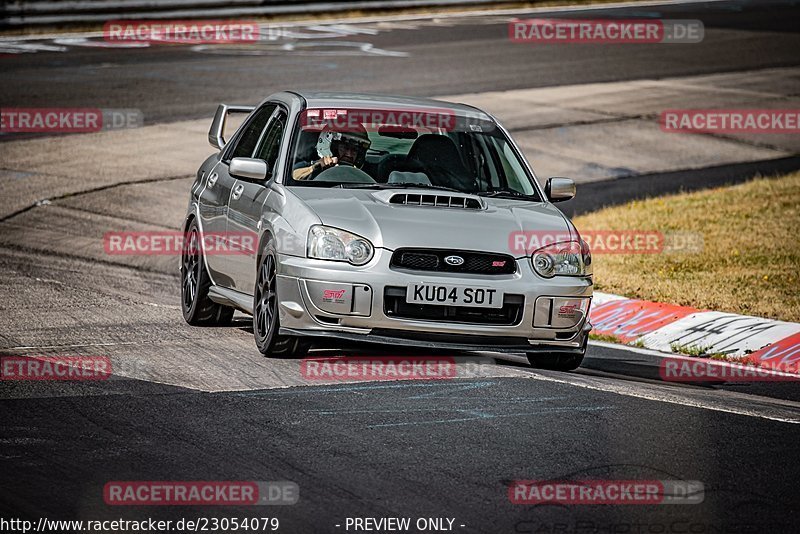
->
left=1, top=0, right=507, bottom=27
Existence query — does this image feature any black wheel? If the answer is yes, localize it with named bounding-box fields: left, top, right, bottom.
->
left=181, top=220, right=234, bottom=326
left=526, top=352, right=585, bottom=371
left=253, top=244, right=307, bottom=358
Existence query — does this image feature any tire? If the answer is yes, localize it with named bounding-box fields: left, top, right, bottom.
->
left=181, top=219, right=234, bottom=326
left=526, top=352, right=585, bottom=372
left=253, top=242, right=308, bottom=358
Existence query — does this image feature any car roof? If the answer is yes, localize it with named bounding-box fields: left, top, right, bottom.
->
left=294, top=91, right=493, bottom=120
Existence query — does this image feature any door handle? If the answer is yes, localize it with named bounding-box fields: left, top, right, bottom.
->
left=232, top=183, right=245, bottom=200
left=207, top=172, right=218, bottom=188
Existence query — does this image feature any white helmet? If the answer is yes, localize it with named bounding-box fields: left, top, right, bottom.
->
left=315, top=124, right=371, bottom=167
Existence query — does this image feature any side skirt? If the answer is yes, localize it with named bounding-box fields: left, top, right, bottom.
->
left=208, top=286, right=254, bottom=315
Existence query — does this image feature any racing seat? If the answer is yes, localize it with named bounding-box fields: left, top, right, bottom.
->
left=406, top=134, right=475, bottom=190
left=376, top=154, right=426, bottom=183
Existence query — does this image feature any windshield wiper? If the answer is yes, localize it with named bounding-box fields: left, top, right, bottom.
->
left=336, top=183, right=463, bottom=193
left=333, top=183, right=383, bottom=189
left=476, top=190, right=539, bottom=200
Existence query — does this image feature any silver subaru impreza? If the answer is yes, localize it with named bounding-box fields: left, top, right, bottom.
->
left=181, top=91, right=592, bottom=371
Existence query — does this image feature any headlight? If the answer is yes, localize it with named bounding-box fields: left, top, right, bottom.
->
left=531, top=240, right=592, bottom=278
left=307, top=225, right=374, bottom=266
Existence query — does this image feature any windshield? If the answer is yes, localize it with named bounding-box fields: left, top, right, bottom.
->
left=285, top=107, right=541, bottom=200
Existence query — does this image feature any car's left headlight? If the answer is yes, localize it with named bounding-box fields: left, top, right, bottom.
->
left=531, top=239, right=592, bottom=278
left=307, top=225, right=374, bottom=266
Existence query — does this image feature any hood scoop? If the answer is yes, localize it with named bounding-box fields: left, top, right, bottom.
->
left=382, top=191, right=483, bottom=210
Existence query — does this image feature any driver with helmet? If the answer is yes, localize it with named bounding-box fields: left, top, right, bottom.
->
left=292, top=123, right=372, bottom=181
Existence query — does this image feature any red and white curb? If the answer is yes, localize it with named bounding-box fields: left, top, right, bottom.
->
left=590, top=293, right=800, bottom=374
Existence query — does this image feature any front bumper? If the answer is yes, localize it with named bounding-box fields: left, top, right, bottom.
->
left=276, top=249, right=592, bottom=353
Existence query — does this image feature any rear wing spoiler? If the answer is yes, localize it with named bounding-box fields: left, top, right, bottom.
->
left=208, top=104, right=256, bottom=150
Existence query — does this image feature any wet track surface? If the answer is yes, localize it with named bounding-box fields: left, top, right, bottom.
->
left=1, top=0, right=800, bottom=531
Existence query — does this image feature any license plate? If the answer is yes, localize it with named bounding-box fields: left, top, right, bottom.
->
left=406, top=283, right=503, bottom=308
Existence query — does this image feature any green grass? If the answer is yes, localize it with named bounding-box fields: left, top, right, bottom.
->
left=589, top=333, right=623, bottom=343
left=575, top=173, right=800, bottom=322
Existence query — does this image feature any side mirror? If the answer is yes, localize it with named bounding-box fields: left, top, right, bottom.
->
left=230, top=157, right=269, bottom=181
left=545, top=177, right=576, bottom=202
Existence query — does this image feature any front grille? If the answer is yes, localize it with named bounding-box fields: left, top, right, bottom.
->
left=383, top=287, right=524, bottom=326
left=391, top=248, right=516, bottom=275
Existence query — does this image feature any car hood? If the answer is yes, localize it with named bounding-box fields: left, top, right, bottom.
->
left=288, top=187, right=573, bottom=255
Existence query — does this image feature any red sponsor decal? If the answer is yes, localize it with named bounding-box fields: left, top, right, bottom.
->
left=661, top=109, right=800, bottom=134
left=1, top=356, right=111, bottom=381
left=103, top=20, right=260, bottom=44
left=509, top=19, right=664, bottom=43
left=660, top=356, right=800, bottom=382
left=747, top=332, right=800, bottom=374
left=300, top=357, right=456, bottom=381
left=104, top=231, right=256, bottom=256
left=1, top=108, right=102, bottom=133
left=299, top=108, right=457, bottom=133
left=590, top=299, right=696, bottom=343
left=558, top=304, right=579, bottom=317
left=104, top=481, right=259, bottom=506
left=322, top=289, right=346, bottom=300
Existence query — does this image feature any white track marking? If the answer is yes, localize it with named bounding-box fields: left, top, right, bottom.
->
left=526, top=368, right=800, bottom=424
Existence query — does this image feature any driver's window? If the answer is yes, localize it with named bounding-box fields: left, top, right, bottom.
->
left=254, top=110, right=287, bottom=174
left=227, top=104, right=276, bottom=161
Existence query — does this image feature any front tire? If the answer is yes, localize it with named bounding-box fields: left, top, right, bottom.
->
left=181, top=220, right=234, bottom=326
left=253, top=244, right=307, bottom=358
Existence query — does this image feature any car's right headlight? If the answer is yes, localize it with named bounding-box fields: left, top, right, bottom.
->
left=531, top=240, right=592, bottom=278
left=307, top=225, right=374, bottom=266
